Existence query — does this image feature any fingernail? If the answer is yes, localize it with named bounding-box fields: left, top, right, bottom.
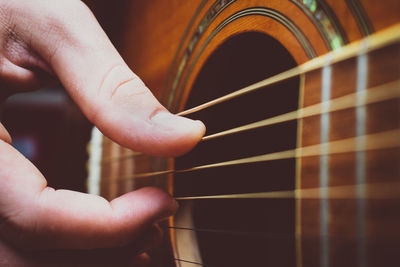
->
left=156, top=198, right=179, bottom=223
left=171, top=198, right=179, bottom=213
left=151, top=111, right=204, bottom=133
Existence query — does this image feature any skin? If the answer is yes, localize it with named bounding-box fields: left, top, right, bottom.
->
left=0, top=0, right=206, bottom=266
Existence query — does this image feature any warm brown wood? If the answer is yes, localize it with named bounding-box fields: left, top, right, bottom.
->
left=119, top=0, right=202, bottom=100
left=299, top=32, right=400, bottom=267
left=90, top=1, right=400, bottom=266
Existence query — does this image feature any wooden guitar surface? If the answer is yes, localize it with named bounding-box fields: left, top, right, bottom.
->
left=87, top=1, right=400, bottom=266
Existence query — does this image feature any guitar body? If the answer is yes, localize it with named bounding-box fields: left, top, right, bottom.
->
left=88, top=1, right=400, bottom=266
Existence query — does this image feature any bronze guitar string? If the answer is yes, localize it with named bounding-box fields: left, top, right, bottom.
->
left=93, top=24, right=400, bottom=267
left=102, top=128, right=400, bottom=184
left=100, top=79, right=400, bottom=165
left=176, top=24, right=400, bottom=117
left=100, top=24, right=400, bottom=164
left=174, top=182, right=400, bottom=200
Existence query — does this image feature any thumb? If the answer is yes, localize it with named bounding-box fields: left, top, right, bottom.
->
left=9, top=0, right=205, bottom=156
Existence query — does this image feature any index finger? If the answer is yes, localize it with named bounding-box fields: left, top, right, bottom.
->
left=3, top=0, right=205, bottom=156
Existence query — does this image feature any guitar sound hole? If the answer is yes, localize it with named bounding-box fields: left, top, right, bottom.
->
left=174, top=32, right=299, bottom=266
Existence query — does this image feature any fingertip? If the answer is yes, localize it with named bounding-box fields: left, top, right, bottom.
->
left=111, top=187, right=178, bottom=225
left=149, top=111, right=206, bottom=156
left=0, top=123, right=12, bottom=144
left=108, top=188, right=177, bottom=247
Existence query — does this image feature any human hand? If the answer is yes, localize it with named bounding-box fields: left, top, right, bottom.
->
left=0, top=0, right=205, bottom=265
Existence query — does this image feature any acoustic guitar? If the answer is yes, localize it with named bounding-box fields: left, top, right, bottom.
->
left=87, top=1, right=400, bottom=266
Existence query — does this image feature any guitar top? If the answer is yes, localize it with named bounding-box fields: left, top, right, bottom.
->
left=87, top=1, right=400, bottom=266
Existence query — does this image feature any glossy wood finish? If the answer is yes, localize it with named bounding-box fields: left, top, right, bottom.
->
left=93, top=1, right=400, bottom=266
left=299, top=42, right=400, bottom=267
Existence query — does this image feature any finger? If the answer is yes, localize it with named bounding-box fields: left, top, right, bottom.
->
left=0, top=57, right=56, bottom=95
left=4, top=0, right=205, bottom=157
left=0, top=140, right=178, bottom=250
left=0, top=5, right=56, bottom=94
left=133, top=224, right=163, bottom=255
left=0, top=123, right=11, bottom=144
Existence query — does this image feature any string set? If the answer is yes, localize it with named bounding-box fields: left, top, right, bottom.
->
left=100, top=25, right=400, bottom=164
left=102, top=128, right=400, bottom=183
left=174, top=182, right=400, bottom=200
left=97, top=25, right=400, bottom=191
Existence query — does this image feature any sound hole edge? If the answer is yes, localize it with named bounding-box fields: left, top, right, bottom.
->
left=173, top=32, right=300, bottom=267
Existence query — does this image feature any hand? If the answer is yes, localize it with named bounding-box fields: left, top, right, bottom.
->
left=0, top=0, right=205, bottom=266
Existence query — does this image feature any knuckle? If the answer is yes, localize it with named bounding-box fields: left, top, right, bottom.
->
left=111, top=77, right=148, bottom=100
left=39, top=0, right=90, bottom=36
left=35, top=0, right=93, bottom=62
left=0, top=0, right=14, bottom=21
left=42, top=1, right=86, bottom=31
left=100, top=64, right=146, bottom=101
left=0, top=3, right=18, bottom=44
left=0, top=1, right=11, bottom=25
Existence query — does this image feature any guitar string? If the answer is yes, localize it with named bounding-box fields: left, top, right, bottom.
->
left=170, top=181, right=398, bottom=252
left=202, top=80, right=399, bottom=141
left=97, top=25, right=400, bottom=267
left=99, top=78, right=400, bottom=166
left=171, top=173, right=393, bottom=267
left=176, top=24, right=400, bottom=117
left=174, top=259, right=210, bottom=266
left=169, top=226, right=293, bottom=238
left=96, top=28, right=399, bottom=267
left=100, top=24, right=400, bottom=163
left=173, top=182, right=400, bottom=200
left=87, top=26, right=400, bottom=267
left=101, top=129, right=400, bottom=183
left=169, top=178, right=397, bottom=225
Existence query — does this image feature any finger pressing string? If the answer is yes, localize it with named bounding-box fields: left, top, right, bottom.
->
left=4, top=0, right=205, bottom=157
